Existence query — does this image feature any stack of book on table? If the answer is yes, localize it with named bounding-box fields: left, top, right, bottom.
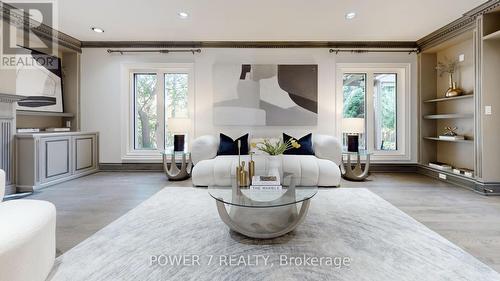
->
left=250, top=175, right=282, bottom=190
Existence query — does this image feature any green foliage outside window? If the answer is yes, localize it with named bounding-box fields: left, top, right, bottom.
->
left=135, top=74, right=158, bottom=150
left=342, top=74, right=366, bottom=118
left=165, top=74, right=189, bottom=150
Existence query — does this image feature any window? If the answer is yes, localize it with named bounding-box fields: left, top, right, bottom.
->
left=122, top=64, right=194, bottom=162
left=373, top=73, right=397, bottom=151
left=164, top=73, right=189, bottom=150
left=337, top=64, right=410, bottom=161
left=342, top=73, right=366, bottom=150
left=134, top=73, right=158, bottom=150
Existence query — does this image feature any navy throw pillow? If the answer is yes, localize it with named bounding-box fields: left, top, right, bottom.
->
left=283, top=133, right=314, bottom=155
left=217, top=133, right=249, bottom=155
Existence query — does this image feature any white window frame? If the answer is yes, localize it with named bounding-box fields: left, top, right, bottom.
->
left=336, top=63, right=411, bottom=161
left=121, top=63, right=195, bottom=163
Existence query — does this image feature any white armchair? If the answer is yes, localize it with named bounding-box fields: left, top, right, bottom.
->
left=0, top=169, right=57, bottom=281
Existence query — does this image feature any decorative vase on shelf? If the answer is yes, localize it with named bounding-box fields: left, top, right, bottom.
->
left=445, top=74, right=463, bottom=98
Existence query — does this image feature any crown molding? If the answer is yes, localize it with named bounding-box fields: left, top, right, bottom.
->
left=416, top=17, right=476, bottom=51
left=81, top=40, right=418, bottom=49
left=464, top=0, right=500, bottom=17
left=417, top=0, right=500, bottom=51
left=0, top=2, right=82, bottom=53
left=2, top=1, right=498, bottom=54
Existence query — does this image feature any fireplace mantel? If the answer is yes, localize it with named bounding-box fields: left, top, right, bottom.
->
left=0, top=93, right=26, bottom=195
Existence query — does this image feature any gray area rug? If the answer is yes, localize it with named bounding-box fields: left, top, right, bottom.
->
left=48, top=187, right=500, bottom=281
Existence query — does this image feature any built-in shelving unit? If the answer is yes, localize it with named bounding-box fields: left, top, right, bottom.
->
left=424, top=95, right=473, bottom=103
left=483, top=29, right=500, bottom=41
left=419, top=30, right=476, bottom=180
left=423, top=137, right=473, bottom=143
left=17, top=110, right=75, bottom=118
left=423, top=113, right=473, bottom=119
left=479, top=8, right=500, bottom=184
left=15, top=50, right=80, bottom=132
left=416, top=5, right=500, bottom=194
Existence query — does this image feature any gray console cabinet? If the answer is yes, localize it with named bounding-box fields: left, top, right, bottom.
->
left=16, top=132, right=99, bottom=191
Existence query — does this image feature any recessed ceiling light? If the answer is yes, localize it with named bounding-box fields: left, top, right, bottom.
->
left=91, top=27, right=104, bottom=33
left=345, top=12, right=356, bottom=20
left=178, top=11, right=189, bottom=19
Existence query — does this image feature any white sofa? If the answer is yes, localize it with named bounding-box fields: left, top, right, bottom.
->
left=0, top=169, right=56, bottom=281
left=191, top=134, right=342, bottom=187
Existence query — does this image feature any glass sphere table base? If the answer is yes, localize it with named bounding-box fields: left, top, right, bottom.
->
left=209, top=174, right=317, bottom=239
left=216, top=199, right=310, bottom=239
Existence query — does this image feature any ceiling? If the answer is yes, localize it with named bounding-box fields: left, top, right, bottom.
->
left=50, top=0, right=487, bottom=42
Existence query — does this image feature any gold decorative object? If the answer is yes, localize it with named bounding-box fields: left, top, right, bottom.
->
left=443, top=126, right=458, bottom=136
left=436, top=58, right=464, bottom=98
left=239, top=161, right=249, bottom=187
left=236, top=140, right=242, bottom=185
left=445, top=82, right=464, bottom=98
left=248, top=152, right=255, bottom=184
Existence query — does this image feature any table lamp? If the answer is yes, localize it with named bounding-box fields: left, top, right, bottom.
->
left=167, top=118, right=191, bottom=151
left=341, top=118, right=365, bottom=152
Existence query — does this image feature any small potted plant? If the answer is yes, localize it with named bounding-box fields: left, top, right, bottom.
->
left=252, top=138, right=301, bottom=177
left=253, top=138, right=301, bottom=155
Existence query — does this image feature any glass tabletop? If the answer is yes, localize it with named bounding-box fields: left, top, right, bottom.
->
left=208, top=174, right=318, bottom=208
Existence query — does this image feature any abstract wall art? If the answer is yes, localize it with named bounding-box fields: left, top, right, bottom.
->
left=213, top=64, right=318, bottom=126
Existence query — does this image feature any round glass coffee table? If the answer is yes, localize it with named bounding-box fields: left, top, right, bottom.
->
left=208, top=174, right=317, bottom=239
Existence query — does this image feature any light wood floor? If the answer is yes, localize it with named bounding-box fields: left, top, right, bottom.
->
left=27, top=172, right=500, bottom=272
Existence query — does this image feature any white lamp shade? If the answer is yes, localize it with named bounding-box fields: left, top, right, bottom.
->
left=342, top=118, right=365, bottom=134
left=167, top=118, right=191, bottom=134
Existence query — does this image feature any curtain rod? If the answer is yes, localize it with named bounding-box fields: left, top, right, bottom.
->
left=107, top=49, right=202, bottom=54
left=329, top=49, right=418, bottom=54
